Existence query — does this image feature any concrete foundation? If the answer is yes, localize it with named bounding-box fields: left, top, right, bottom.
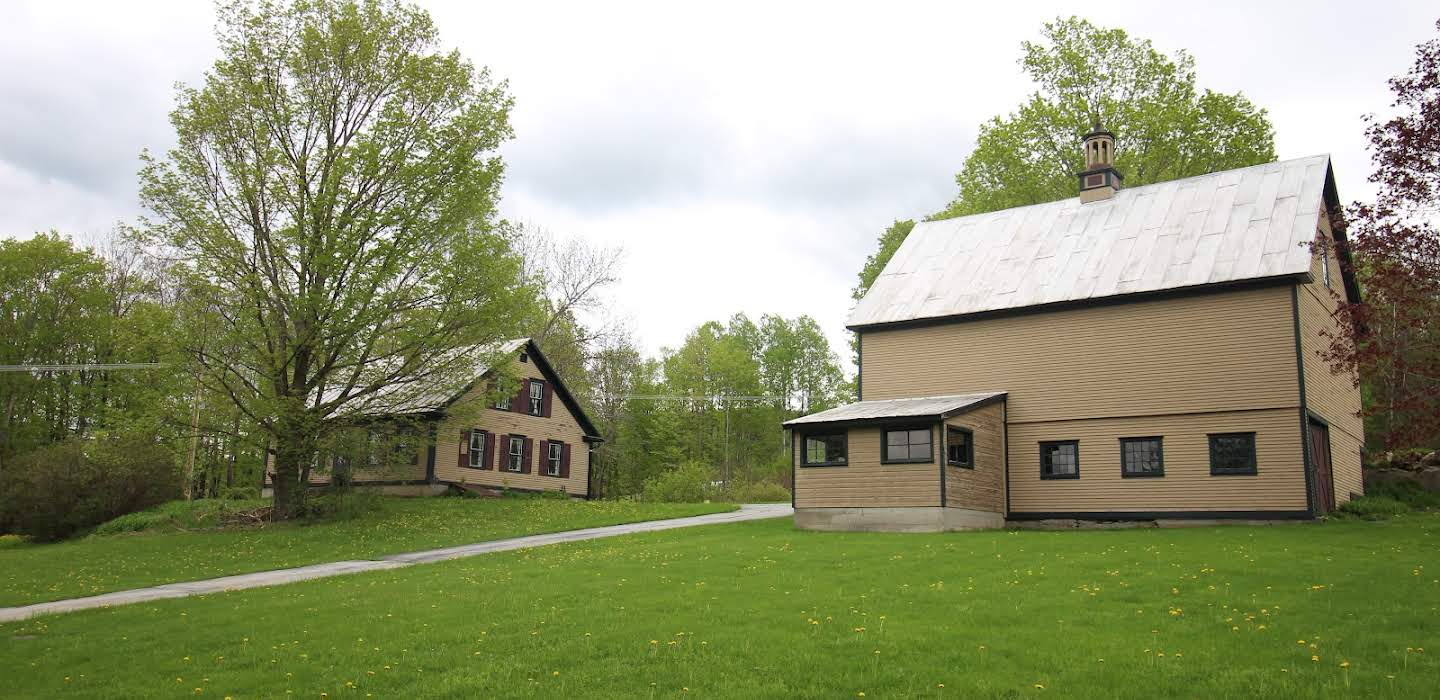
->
left=794, top=506, right=1004, bottom=532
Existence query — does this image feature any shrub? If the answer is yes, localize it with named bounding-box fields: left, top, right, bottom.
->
left=1365, top=479, right=1440, bottom=510
left=641, top=463, right=718, bottom=503
left=727, top=480, right=791, bottom=503
left=219, top=485, right=261, bottom=501
left=301, top=489, right=385, bottom=521
left=0, top=438, right=180, bottom=541
left=91, top=498, right=269, bottom=536
left=1335, top=496, right=1411, bottom=520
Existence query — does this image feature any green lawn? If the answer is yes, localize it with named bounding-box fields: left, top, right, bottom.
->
left=3, top=514, right=1437, bottom=698
left=0, top=497, right=735, bottom=607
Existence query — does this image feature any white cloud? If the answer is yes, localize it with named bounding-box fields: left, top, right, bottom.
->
left=2, top=0, right=1433, bottom=374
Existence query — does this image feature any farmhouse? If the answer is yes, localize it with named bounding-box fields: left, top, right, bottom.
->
left=264, top=338, right=603, bottom=498
left=785, top=127, right=1363, bottom=531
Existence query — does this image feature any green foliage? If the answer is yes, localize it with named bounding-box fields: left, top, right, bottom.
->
left=1364, top=479, right=1440, bottom=510
left=850, top=219, right=916, bottom=304
left=0, top=498, right=734, bottom=606
left=301, top=490, right=386, bottom=521
left=4, top=516, right=1437, bottom=697
left=1335, top=495, right=1411, bottom=520
left=0, top=438, right=180, bottom=542
left=137, top=0, right=537, bottom=518
left=936, top=17, right=1275, bottom=219
left=92, top=498, right=268, bottom=536
left=220, top=486, right=262, bottom=501
left=722, top=480, right=791, bottom=503
left=641, top=462, right=717, bottom=503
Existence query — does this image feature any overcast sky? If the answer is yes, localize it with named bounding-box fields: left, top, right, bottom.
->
left=1, top=1, right=1433, bottom=372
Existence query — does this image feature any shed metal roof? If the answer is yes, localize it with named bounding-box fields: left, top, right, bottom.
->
left=782, top=391, right=1006, bottom=427
left=848, top=155, right=1333, bottom=329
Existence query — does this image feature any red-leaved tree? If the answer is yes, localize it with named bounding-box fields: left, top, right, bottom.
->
left=1322, top=20, right=1440, bottom=452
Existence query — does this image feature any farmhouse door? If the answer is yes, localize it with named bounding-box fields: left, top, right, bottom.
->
left=1308, top=420, right=1335, bottom=514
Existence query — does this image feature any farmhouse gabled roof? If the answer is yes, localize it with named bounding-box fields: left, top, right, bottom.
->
left=323, top=338, right=603, bottom=439
left=782, top=391, right=1006, bottom=428
left=849, top=155, right=1343, bottom=329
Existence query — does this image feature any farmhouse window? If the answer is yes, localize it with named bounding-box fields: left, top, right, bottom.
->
left=507, top=435, right=525, bottom=472
left=529, top=380, right=545, bottom=416
left=1209, top=433, right=1257, bottom=475
left=1040, top=440, right=1079, bottom=479
left=547, top=441, right=563, bottom=476
left=947, top=426, right=973, bottom=468
left=494, top=394, right=512, bottom=410
left=1120, top=437, right=1164, bottom=477
left=883, top=427, right=932, bottom=464
left=801, top=433, right=847, bottom=467
left=468, top=430, right=486, bottom=469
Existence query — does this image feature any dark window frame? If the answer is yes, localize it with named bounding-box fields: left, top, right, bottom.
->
left=494, top=394, right=512, bottom=411
left=547, top=441, right=563, bottom=476
left=467, top=430, right=485, bottom=469
left=946, top=425, right=974, bottom=468
left=528, top=380, right=545, bottom=416
left=881, top=425, right=934, bottom=465
left=506, top=434, right=525, bottom=472
left=1119, top=436, right=1165, bottom=478
left=1208, top=432, right=1258, bottom=475
left=1039, top=440, right=1080, bottom=480
left=800, top=432, right=849, bottom=467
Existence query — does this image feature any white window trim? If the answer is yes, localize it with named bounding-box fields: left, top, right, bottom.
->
left=529, top=380, right=544, bottom=416
left=547, top=442, right=563, bottom=476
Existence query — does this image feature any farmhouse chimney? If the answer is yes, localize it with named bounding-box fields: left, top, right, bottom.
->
left=1078, top=122, right=1123, bottom=203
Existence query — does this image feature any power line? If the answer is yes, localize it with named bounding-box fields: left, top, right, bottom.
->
left=0, top=363, right=166, bottom=373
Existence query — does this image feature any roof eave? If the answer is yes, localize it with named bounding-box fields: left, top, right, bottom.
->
left=847, top=274, right=1308, bottom=333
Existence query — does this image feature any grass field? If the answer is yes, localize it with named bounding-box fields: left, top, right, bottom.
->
left=3, top=514, right=1436, bottom=698
left=0, top=497, right=735, bottom=607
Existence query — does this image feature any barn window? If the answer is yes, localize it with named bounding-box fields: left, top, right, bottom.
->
left=947, top=426, right=973, bottom=468
left=1209, top=433, right=1257, bottom=475
left=801, top=433, right=847, bottom=467
left=1040, top=440, right=1079, bottom=479
left=883, top=427, right=933, bottom=464
left=1120, top=437, right=1164, bottom=477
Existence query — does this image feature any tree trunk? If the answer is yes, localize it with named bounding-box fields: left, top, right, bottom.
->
left=226, top=409, right=241, bottom=488
left=271, top=432, right=313, bottom=520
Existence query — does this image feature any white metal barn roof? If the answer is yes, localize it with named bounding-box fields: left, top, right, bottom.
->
left=848, top=155, right=1334, bottom=329
left=782, top=391, right=1006, bottom=427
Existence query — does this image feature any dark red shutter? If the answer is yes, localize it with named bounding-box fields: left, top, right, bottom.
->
left=460, top=429, right=471, bottom=465
left=498, top=434, right=510, bottom=470
left=560, top=442, right=571, bottom=478
left=513, top=380, right=528, bottom=413
left=482, top=431, right=495, bottom=469
left=542, top=382, right=553, bottom=418
left=522, top=438, right=533, bottom=474
left=538, top=440, right=550, bottom=476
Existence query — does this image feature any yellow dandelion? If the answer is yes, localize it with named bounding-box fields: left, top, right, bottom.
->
left=1311, top=655, right=1320, bottom=662
left=1340, top=661, right=1350, bottom=668
left=1034, top=683, right=1045, bottom=689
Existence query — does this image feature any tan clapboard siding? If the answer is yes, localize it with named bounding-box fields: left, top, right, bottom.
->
left=1299, top=214, right=1364, bottom=499
left=434, top=355, right=591, bottom=496
left=1008, top=408, right=1306, bottom=513
left=860, top=285, right=1300, bottom=423
left=1330, top=428, right=1364, bottom=503
left=794, top=425, right=939, bottom=508
left=944, top=402, right=1005, bottom=513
